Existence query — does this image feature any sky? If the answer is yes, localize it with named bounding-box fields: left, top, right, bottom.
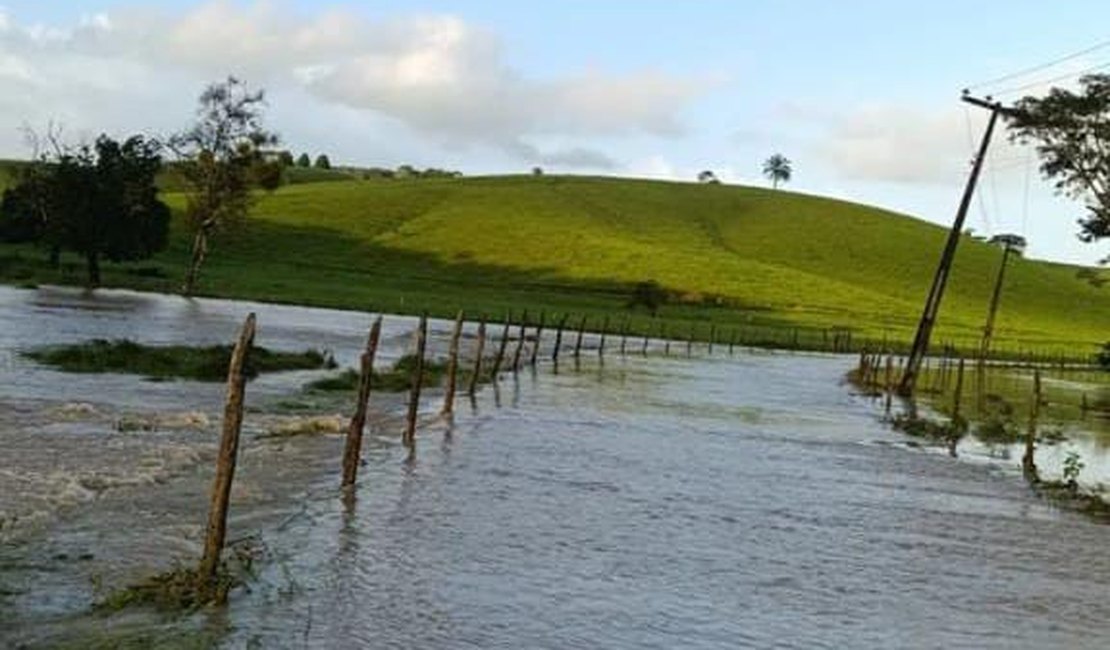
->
left=1, top=0, right=1108, bottom=266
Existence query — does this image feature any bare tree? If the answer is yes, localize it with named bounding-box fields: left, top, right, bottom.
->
left=171, top=77, right=278, bottom=296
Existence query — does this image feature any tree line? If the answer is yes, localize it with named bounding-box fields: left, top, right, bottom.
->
left=4, top=73, right=1110, bottom=296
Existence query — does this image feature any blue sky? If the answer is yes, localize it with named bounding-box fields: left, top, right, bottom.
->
left=2, top=1, right=1109, bottom=266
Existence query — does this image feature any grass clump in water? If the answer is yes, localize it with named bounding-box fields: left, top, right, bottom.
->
left=305, top=353, right=459, bottom=393
left=94, top=541, right=263, bottom=613
left=25, top=339, right=336, bottom=381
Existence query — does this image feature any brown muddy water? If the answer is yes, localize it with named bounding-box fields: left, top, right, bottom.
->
left=3, top=286, right=1110, bottom=649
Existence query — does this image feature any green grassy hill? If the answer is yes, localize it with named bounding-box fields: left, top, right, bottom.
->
left=1, top=174, right=1107, bottom=356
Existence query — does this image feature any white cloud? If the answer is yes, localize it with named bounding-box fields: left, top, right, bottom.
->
left=812, top=104, right=1028, bottom=185
left=0, top=1, right=704, bottom=165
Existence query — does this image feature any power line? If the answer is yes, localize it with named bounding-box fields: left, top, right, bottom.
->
left=992, top=60, right=1110, bottom=97
left=968, top=37, right=1110, bottom=90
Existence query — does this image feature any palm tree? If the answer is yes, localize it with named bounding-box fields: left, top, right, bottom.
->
left=762, top=154, right=792, bottom=189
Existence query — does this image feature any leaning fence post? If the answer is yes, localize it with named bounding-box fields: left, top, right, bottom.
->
left=491, top=313, right=512, bottom=378
left=466, top=318, right=487, bottom=396
left=512, top=310, right=528, bottom=372
left=198, top=312, right=256, bottom=599
left=441, top=310, right=465, bottom=415
left=403, top=314, right=428, bottom=454
left=530, top=311, right=545, bottom=366
left=342, top=316, right=382, bottom=488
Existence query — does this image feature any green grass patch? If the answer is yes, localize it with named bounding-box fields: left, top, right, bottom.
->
left=24, top=339, right=336, bottom=381
left=2, top=174, right=1108, bottom=357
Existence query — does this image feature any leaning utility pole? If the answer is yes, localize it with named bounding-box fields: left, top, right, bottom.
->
left=898, top=93, right=1015, bottom=396
left=979, top=238, right=1018, bottom=361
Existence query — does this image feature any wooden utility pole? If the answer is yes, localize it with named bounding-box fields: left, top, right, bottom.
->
left=979, top=240, right=1018, bottom=361
left=899, top=93, right=1013, bottom=396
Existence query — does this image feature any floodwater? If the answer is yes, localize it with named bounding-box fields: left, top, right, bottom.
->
left=3, top=286, right=1110, bottom=649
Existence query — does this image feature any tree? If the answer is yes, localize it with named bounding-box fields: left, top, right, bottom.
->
left=988, top=233, right=1027, bottom=256
left=762, top=154, right=792, bottom=189
left=171, top=77, right=278, bottom=296
left=277, top=150, right=294, bottom=167
left=1009, top=74, right=1110, bottom=245
left=0, top=135, right=169, bottom=286
left=296, top=152, right=311, bottom=167
left=627, top=280, right=668, bottom=315
left=697, top=170, right=719, bottom=184
left=0, top=162, right=53, bottom=246
left=532, top=166, right=544, bottom=176
left=314, top=154, right=331, bottom=170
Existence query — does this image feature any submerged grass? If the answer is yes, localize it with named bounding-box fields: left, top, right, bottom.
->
left=24, top=339, right=336, bottom=381
left=305, top=353, right=487, bottom=393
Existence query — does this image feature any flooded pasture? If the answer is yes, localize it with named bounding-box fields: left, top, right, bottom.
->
left=3, top=286, right=1110, bottom=649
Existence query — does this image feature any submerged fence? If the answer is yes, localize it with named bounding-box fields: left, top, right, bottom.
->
left=189, top=309, right=1103, bottom=603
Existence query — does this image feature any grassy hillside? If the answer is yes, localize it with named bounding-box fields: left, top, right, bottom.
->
left=1, top=174, right=1106, bottom=356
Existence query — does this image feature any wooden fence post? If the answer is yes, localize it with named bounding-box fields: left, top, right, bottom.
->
left=708, top=324, right=716, bottom=355
left=530, top=311, right=545, bottom=366
left=198, top=313, right=256, bottom=599
left=620, top=319, right=629, bottom=355
left=599, top=316, right=609, bottom=358
left=574, top=315, right=586, bottom=358
left=441, top=310, right=465, bottom=415
left=491, top=313, right=512, bottom=378
left=403, top=314, right=428, bottom=454
left=1022, top=369, right=1041, bottom=482
left=512, top=310, right=528, bottom=372
left=467, top=318, right=487, bottom=396
left=552, top=314, right=567, bottom=363
left=883, top=355, right=894, bottom=415
left=952, top=358, right=965, bottom=423
left=342, top=316, right=382, bottom=488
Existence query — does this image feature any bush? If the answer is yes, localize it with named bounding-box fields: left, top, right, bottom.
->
left=626, top=280, right=668, bottom=315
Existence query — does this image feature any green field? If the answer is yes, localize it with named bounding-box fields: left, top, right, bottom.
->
left=1, top=173, right=1107, bottom=358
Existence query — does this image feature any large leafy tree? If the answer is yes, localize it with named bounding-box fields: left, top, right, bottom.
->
left=171, top=77, right=278, bottom=296
left=1009, top=74, right=1110, bottom=247
left=762, top=153, right=792, bottom=189
left=0, top=135, right=169, bottom=286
